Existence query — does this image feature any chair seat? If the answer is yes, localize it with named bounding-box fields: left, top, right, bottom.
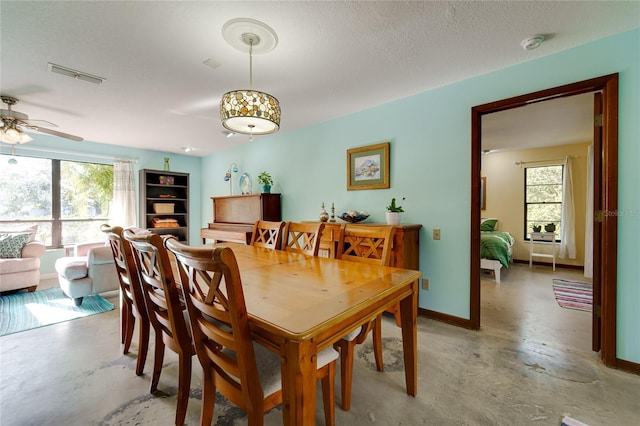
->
left=224, top=343, right=339, bottom=397
left=342, top=326, right=363, bottom=342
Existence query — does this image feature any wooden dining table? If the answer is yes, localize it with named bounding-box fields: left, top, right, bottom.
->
left=208, top=242, right=422, bottom=425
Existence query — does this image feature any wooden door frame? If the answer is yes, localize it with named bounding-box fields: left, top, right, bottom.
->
left=470, top=74, right=618, bottom=367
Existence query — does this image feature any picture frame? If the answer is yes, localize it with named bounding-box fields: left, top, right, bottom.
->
left=346, top=142, right=390, bottom=190
left=481, top=176, right=486, bottom=210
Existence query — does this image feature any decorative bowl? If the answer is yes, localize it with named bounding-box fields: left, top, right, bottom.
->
left=339, top=211, right=369, bottom=223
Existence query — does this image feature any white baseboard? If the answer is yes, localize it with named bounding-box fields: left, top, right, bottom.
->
left=41, top=273, right=58, bottom=280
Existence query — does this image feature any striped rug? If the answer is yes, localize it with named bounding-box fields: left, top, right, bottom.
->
left=0, top=287, right=114, bottom=336
left=552, top=279, right=593, bottom=312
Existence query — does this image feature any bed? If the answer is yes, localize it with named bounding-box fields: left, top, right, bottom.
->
left=480, top=218, right=515, bottom=283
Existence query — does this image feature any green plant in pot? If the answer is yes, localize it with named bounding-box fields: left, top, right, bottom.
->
left=532, top=224, right=542, bottom=232
left=386, top=197, right=405, bottom=225
left=544, top=223, right=557, bottom=233
left=257, top=171, right=273, bottom=193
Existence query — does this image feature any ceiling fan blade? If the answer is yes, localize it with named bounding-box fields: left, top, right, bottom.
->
left=27, top=126, right=83, bottom=141
left=22, top=118, right=58, bottom=127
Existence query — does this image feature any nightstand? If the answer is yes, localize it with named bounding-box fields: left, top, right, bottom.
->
left=529, top=232, right=556, bottom=271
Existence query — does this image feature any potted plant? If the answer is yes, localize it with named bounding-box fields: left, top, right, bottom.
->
left=532, top=224, right=542, bottom=233
left=385, top=197, right=405, bottom=225
left=544, top=223, right=556, bottom=233
left=257, top=171, right=273, bottom=193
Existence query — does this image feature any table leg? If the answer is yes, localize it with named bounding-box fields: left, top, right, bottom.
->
left=280, top=338, right=317, bottom=425
left=399, top=280, right=418, bottom=396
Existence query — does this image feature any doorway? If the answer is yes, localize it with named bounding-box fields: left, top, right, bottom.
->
left=470, top=74, right=619, bottom=366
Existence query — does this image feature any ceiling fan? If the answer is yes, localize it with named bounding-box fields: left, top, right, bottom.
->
left=0, top=95, right=83, bottom=144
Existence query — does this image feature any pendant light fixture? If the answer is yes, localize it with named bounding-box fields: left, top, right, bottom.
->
left=220, top=18, right=280, bottom=140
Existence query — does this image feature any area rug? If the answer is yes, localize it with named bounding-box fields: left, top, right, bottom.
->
left=0, top=287, right=114, bottom=336
left=552, top=279, right=593, bottom=312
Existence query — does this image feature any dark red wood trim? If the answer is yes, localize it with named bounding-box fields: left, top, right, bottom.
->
left=419, top=308, right=474, bottom=329
left=470, top=73, right=619, bottom=367
left=600, top=74, right=619, bottom=367
left=616, top=358, right=640, bottom=375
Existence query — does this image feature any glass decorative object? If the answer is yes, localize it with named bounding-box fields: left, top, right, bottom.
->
left=239, top=172, right=252, bottom=195
left=163, top=157, right=170, bottom=171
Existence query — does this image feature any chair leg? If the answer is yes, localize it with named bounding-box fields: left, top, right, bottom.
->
left=199, top=370, right=216, bottom=426
left=373, top=315, right=384, bottom=372
left=150, top=333, right=164, bottom=393
left=135, top=316, right=150, bottom=376
left=120, top=295, right=127, bottom=344
left=174, top=353, right=192, bottom=426
left=321, top=360, right=336, bottom=426
left=334, top=339, right=354, bottom=411
left=122, top=303, right=135, bottom=354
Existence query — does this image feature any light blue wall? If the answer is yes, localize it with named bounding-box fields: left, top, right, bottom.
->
left=3, top=137, right=202, bottom=275
left=201, top=29, right=640, bottom=363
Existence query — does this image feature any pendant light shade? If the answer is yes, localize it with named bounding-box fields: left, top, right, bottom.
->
left=220, top=89, right=280, bottom=134
left=220, top=18, right=280, bottom=137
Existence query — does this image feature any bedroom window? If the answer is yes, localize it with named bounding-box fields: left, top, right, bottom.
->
left=0, top=155, right=113, bottom=248
left=524, top=164, right=563, bottom=241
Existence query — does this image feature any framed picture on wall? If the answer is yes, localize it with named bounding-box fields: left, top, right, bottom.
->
left=346, top=142, right=390, bottom=190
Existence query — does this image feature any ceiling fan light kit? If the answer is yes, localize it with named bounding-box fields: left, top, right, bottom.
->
left=0, top=95, right=83, bottom=144
left=220, top=18, right=281, bottom=139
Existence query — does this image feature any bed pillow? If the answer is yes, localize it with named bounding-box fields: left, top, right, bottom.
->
left=481, top=218, right=498, bottom=232
left=0, top=232, right=32, bottom=258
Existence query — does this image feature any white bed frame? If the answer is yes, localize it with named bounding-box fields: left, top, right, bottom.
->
left=481, top=245, right=514, bottom=284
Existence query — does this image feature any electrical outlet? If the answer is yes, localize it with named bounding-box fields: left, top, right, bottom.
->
left=421, top=278, right=429, bottom=290
left=433, top=228, right=441, bottom=240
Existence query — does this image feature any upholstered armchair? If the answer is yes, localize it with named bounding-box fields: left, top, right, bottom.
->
left=0, top=239, right=46, bottom=293
left=55, top=241, right=120, bottom=306
left=0, top=225, right=46, bottom=293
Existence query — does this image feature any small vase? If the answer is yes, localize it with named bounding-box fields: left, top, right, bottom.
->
left=386, top=212, right=401, bottom=225
left=163, top=157, right=170, bottom=171
left=319, top=203, right=329, bottom=222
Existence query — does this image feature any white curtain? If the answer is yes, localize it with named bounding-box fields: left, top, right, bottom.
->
left=111, top=161, right=137, bottom=227
left=559, top=156, right=576, bottom=259
left=584, top=145, right=594, bottom=278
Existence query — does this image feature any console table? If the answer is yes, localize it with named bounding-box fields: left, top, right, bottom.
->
left=529, top=232, right=556, bottom=271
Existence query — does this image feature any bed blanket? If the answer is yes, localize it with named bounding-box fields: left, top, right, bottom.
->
left=481, top=231, right=515, bottom=268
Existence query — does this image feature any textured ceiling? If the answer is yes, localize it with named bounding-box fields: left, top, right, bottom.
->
left=1, top=1, right=638, bottom=156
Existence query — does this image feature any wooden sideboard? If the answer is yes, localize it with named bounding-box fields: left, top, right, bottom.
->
left=200, top=194, right=281, bottom=244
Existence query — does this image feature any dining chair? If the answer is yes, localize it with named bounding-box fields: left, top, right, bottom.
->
left=282, top=221, right=325, bottom=256
left=249, top=220, right=285, bottom=249
left=101, top=224, right=150, bottom=376
left=334, top=224, right=396, bottom=411
left=165, top=239, right=339, bottom=426
left=123, top=230, right=194, bottom=426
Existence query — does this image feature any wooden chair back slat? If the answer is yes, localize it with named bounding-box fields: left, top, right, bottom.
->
left=250, top=220, right=285, bottom=249
left=283, top=222, right=325, bottom=256
left=337, top=224, right=396, bottom=266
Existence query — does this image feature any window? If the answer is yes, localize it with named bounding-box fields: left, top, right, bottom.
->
left=525, top=165, right=563, bottom=240
left=0, top=155, right=113, bottom=248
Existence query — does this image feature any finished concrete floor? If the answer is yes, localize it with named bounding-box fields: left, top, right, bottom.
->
left=1, top=264, right=638, bottom=425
